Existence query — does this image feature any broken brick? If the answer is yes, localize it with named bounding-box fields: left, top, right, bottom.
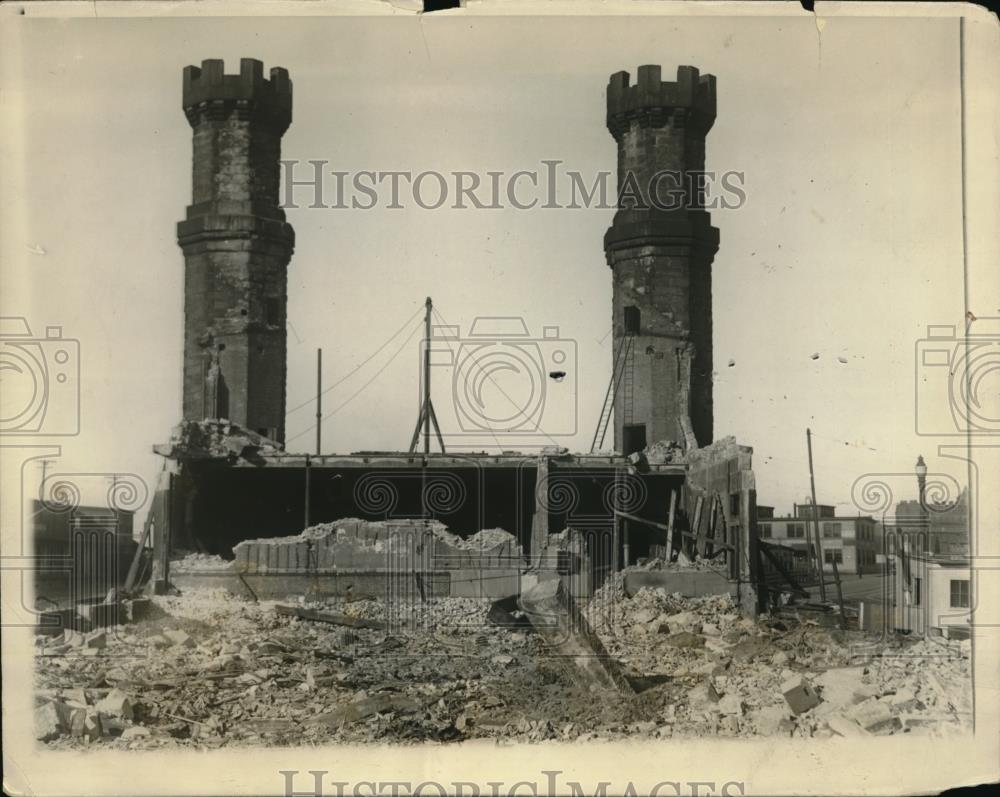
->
left=95, top=689, right=134, bottom=720
left=781, top=676, right=821, bottom=715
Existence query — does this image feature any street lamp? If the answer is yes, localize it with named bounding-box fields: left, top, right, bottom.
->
left=915, top=455, right=930, bottom=554
left=915, top=455, right=927, bottom=504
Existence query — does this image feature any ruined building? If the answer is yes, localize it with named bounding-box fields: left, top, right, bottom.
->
left=605, top=66, right=718, bottom=454
left=179, top=59, right=295, bottom=445
left=149, top=60, right=764, bottom=616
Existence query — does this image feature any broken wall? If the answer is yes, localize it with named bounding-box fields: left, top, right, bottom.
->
left=682, top=437, right=762, bottom=615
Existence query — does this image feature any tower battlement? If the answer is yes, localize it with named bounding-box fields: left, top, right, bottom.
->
left=183, top=58, right=292, bottom=130
left=607, top=65, right=716, bottom=138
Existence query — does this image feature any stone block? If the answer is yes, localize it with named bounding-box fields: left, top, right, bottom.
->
left=55, top=701, right=88, bottom=737
left=718, top=693, right=743, bottom=716
left=781, top=676, right=821, bottom=715
left=847, top=698, right=894, bottom=731
left=36, top=701, right=61, bottom=741
left=83, top=710, right=104, bottom=740
left=749, top=704, right=788, bottom=735
left=826, top=715, right=870, bottom=737
left=163, top=629, right=194, bottom=648
left=95, top=688, right=134, bottom=720
left=666, top=631, right=706, bottom=649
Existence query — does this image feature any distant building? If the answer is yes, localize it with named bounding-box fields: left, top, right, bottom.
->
left=894, top=487, right=969, bottom=557
left=892, top=550, right=971, bottom=639
left=757, top=503, right=880, bottom=575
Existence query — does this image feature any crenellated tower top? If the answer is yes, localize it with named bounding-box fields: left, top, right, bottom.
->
left=607, top=65, right=716, bottom=139
left=182, top=58, right=292, bottom=132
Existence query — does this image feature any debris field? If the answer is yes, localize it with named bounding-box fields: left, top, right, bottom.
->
left=35, top=578, right=971, bottom=749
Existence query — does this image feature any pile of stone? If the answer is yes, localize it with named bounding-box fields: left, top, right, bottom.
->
left=583, top=580, right=971, bottom=739
left=170, top=552, right=232, bottom=572
left=33, top=588, right=548, bottom=749
left=232, top=519, right=523, bottom=582
left=164, top=419, right=282, bottom=461
left=643, top=439, right=686, bottom=465
left=34, top=579, right=972, bottom=747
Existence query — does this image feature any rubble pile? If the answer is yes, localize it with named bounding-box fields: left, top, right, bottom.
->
left=630, top=555, right=727, bottom=574
left=231, top=520, right=523, bottom=580
left=35, top=580, right=971, bottom=748
left=164, top=420, right=282, bottom=461
left=170, top=552, right=232, bottom=572
left=643, top=439, right=686, bottom=465
left=584, top=582, right=972, bottom=738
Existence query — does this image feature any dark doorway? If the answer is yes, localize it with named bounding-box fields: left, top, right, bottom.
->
left=624, top=306, right=641, bottom=336
left=623, top=423, right=647, bottom=456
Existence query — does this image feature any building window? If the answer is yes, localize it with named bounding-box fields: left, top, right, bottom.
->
left=823, top=549, right=843, bottom=564
left=760, top=525, right=772, bottom=538
left=823, top=522, right=842, bottom=538
left=950, top=579, right=970, bottom=609
left=787, top=523, right=805, bottom=539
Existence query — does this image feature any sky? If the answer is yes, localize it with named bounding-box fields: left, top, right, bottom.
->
left=1, top=12, right=990, bottom=525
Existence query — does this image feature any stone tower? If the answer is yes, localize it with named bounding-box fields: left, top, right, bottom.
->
left=177, top=58, right=295, bottom=445
left=604, top=65, right=719, bottom=455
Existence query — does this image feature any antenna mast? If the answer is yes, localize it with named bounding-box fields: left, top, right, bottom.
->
left=408, top=297, right=445, bottom=454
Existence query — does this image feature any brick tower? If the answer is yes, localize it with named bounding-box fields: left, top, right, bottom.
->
left=177, top=58, right=294, bottom=445
left=604, top=65, right=719, bottom=455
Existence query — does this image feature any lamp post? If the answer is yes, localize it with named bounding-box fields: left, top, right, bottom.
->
left=915, top=454, right=929, bottom=554
left=915, top=455, right=927, bottom=508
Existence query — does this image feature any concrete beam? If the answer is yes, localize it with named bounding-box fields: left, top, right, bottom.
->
left=517, top=571, right=633, bottom=694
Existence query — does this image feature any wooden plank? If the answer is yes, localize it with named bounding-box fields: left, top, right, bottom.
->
left=123, top=514, right=153, bottom=593
left=665, top=489, right=678, bottom=560
left=274, top=604, right=385, bottom=630
left=690, top=496, right=704, bottom=560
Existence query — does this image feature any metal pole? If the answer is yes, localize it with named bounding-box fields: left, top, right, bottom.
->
left=316, top=348, right=322, bottom=456
left=806, top=428, right=827, bottom=602
left=304, top=453, right=311, bottom=529
left=423, top=297, right=432, bottom=457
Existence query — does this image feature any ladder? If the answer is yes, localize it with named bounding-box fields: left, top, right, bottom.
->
left=591, top=334, right=635, bottom=452
left=622, top=336, right=635, bottom=426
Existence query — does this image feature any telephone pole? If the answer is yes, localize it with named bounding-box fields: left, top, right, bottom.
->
left=806, top=428, right=827, bottom=603
left=315, top=348, right=323, bottom=455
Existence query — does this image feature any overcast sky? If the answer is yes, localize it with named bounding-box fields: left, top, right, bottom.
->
left=2, top=12, right=987, bottom=522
